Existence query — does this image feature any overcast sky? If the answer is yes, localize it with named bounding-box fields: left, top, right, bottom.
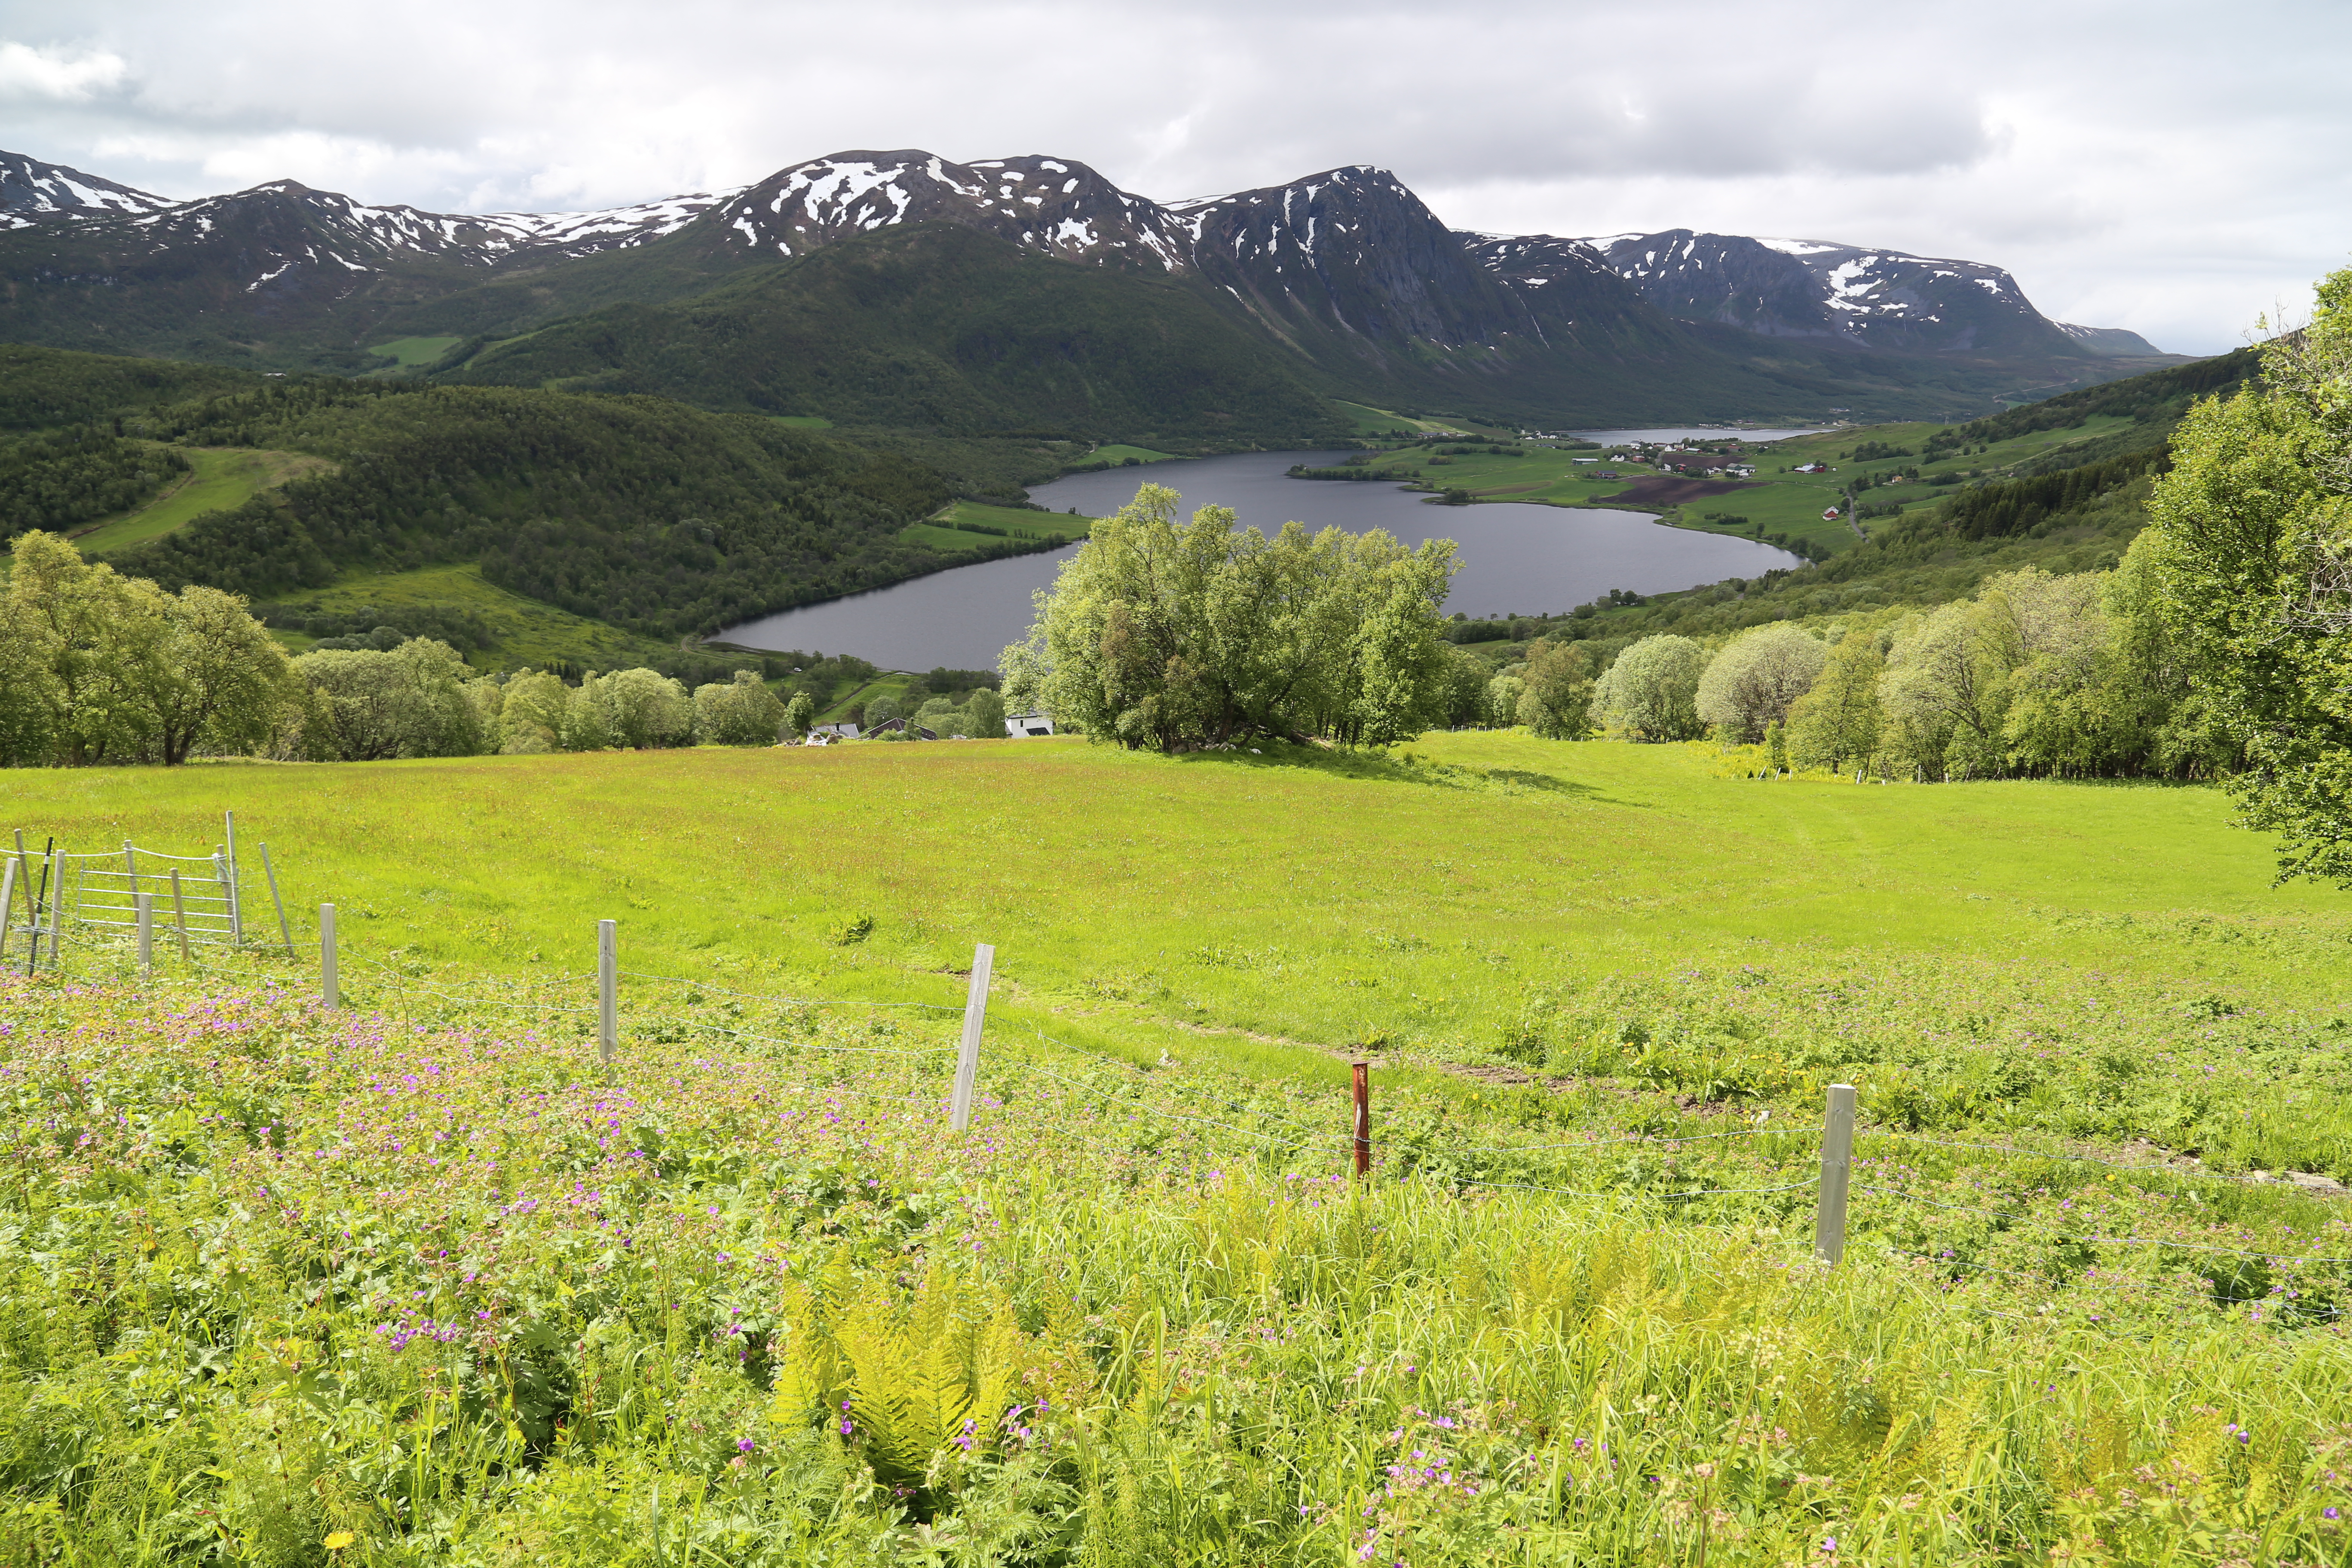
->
left=3, top=0, right=2343, bottom=354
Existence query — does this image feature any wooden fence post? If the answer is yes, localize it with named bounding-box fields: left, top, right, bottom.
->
left=136, top=893, right=153, bottom=980
left=1813, top=1083, right=1856, bottom=1265
left=0, top=855, right=13, bottom=962
left=320, top=904, right=339, bottom=1009
left=597, top=919, right=617, bottom=1065
left=1352, top=1060, right=1372, bottom=1177
left=951, top=943, right=995, bottom=1133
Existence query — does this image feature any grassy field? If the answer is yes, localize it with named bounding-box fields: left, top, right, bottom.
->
left=71, top=447, right=333, bottom=556
left=365, top=336, right=466, bottom=370
left=7, top=738, right=2352, bottom=1562
left=1079, top=444, right=1178, bottom=466
left=258, top=561, right=670, bottom=671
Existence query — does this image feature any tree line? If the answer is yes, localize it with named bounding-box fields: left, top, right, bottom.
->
left=0, top=531, right=855, bottom=766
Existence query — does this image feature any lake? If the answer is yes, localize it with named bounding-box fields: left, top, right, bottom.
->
left=714, top=450, right=1804, bottom=670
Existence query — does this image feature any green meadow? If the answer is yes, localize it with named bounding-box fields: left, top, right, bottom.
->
left=365, top=336, right=467, bottom=371
left=257, top=561, right=672, bottom=671
left=72, top=447, right=332, bottom=557
left=9, top=736, right=2352, bottom=1562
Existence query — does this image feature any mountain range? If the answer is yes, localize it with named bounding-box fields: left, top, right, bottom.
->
left=0, top=147, right=2182, bottom=435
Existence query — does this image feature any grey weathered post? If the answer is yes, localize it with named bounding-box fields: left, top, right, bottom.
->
left=135, top=893, right=153, bottom=980
left=0, top=855, right=13, bottom=962
left=168, top=869, right=191, bottom=964
left=950, top=942, right=995, bottom=1133
left=1813, top=1083, right=1857, bottom=1265
left=260, top=843, right=293, bottom=954
left=320, top=903, right=339, bottom=1009
left=597, top=919, right=618, bottom=1065
left=223, top=813, right=243, bottom=946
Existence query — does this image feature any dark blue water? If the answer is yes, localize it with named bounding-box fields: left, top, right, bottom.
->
left=715, top=450, right=1803, bottom=669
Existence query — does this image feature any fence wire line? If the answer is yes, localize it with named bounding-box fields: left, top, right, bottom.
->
left=618, top=969, right=963, bottom=1012
left=1863, top=1129, right=2251, bottom=1186
left=1021, top=1025, right=1341, bottom=1141
left=1445, top=1123, right=1825, bottom=1156
left=1003, top=1051, right=1351, bottom=1152
left=1455, top=1172, right=1822, bottom=1203
left=1854, top=1183, right=2352, bottom=1266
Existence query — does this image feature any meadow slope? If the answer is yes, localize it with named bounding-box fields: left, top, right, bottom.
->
left=6, top=737, right=2352, bottom=1563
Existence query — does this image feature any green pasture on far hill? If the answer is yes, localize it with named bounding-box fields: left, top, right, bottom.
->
left=365, top=335, right=466, bottom=370
left=71, top=446, right=332, bottom=557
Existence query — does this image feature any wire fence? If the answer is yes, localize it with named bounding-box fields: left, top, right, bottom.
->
left=10, top=817, right=2350, bottom=1333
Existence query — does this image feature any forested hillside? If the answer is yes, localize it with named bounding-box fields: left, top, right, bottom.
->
left=104, top=381, right=971, bottom=637
left=437, top=223, right=1355, bottom=447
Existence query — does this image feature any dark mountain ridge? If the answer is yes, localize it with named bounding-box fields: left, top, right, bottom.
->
left=0, top=144, right=2182, bottom=429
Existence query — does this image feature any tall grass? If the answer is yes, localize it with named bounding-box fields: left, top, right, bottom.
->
left=0, top=963, right=2346, bottom=1564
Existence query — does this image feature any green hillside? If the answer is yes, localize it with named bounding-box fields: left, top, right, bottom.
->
left=438, top=223, right=1355, bottom=447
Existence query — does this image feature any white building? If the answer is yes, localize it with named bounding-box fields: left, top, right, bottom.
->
left=1004, top=711, right=1056, bottom=738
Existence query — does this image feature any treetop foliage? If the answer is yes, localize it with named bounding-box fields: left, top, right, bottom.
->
left=2146, top=266, right=2352, bottom=882
left=1005, top=483, right=1458, bottom=752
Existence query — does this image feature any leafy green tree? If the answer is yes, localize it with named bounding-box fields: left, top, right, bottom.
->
left=593, top=668, right=693, bottom=750
left=6, top=530, right=168, bottom=765
left=1484, top=673, right=1525, bottom=729
left=292, top=640, right=487, bottom=762
left=784, top=690, right=818, bottom=739
left=499, top=670, right=572, bottom=753
left=1593, top=635, right=1708, bottom=741
left=2146, top=266, right=2352, bottom=880
left=1787, top=631, right=1885, bottom=771
left=1514, top=639, right=1594, bottom=739
left=864, top=694, right=903, bottom=729
left=1012, top=483, right=1456, bottom=752
left=146, top=585, right=300, bottom=765
left=694, top=670, right=787, bottom=746
left=964, top=687, right=1006, bottom=739
left=1695, top=624, right=1826, bottom=741
left=1439, top=646, right=1489, bottom=729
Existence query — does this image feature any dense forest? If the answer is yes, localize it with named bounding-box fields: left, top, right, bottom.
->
left=85, top=380, right=1007, bottom=639
left=436, top=224, right=1356, bottom=448
left=0, top=427, right=189, bottom=540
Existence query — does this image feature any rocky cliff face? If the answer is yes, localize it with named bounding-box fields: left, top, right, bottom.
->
left=1582, top=230, right=2082, bottom=355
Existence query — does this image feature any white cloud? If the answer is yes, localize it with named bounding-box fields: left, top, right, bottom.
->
left=0, top=0, right=2345, bottom=352
left=0, top=40, right=128, bottom=101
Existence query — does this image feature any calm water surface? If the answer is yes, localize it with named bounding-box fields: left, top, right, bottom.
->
left=716, top=450, right=1803, bottom=669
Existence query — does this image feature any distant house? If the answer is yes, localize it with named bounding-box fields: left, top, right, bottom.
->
left=1571, top=457, right=1600, bottom=465
left=1004, top=710, right=1056, bottom=738
left=1822, top=507, right=1843, bottom=521
left=867, top=717, right=939, bottom=740
left=1794, top=462, right=1829, bottom=474
left=806, top=722, right=860, bottom=744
